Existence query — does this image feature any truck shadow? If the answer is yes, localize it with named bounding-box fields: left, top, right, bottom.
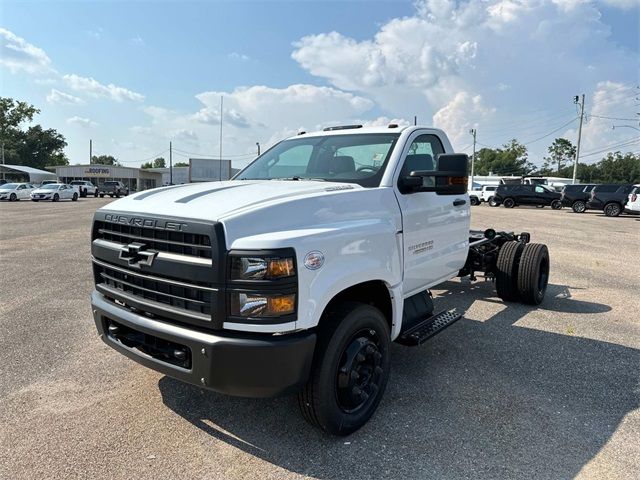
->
left=159, top=281, right=638, bottom=479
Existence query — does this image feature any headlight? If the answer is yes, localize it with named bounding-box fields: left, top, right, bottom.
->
left=230, top=292, right=296, bottom=317
left=230, top=256, right=295, bottom=280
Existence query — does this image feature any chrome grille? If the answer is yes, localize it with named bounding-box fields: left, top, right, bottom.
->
left=94, top=259, right=213, bottom=318
left=94, top=220, right=212, bottom=258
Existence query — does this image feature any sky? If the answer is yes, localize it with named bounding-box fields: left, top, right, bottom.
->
left=1, top=0, right=639, bottom=170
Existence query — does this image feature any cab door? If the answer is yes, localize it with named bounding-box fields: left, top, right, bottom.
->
left=394, top=132, right=471, bottom=296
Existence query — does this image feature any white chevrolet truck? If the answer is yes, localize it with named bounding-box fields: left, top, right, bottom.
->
left=90, top=125, right=550, bottom=435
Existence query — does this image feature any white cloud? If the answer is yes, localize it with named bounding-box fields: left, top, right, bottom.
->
left=0, top=28, right=51, bottom=74
left=67, top=116, right=97, bottom=127
left=228, top=52, right=250, bottom=61
left=291, top=0, right=639, bottom=161
left=87, top=28, right=104, bottom=40
left=131, top=35, right=145, bottom=46
left=63, top=74, right=144, bottom=102
left=46, top=89, right=85, bottom=105
left=433, top=92, right=495, bottom=149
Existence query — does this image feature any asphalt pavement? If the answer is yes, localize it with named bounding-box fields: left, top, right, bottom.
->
left=0, top=197, right=638, bottom=479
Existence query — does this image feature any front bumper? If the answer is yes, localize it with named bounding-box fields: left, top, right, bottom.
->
left=91, top=290, right=316, bottom=397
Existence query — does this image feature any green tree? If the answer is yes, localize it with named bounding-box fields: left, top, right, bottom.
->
left=174, top=161, right=189, bottom=167
left=541, top=138, right=576, bottom=174
left=91, top=155, right=119, bottom=166
left=473, top=139, right=533, bottom=176
left=141, top=157, right=167, bottom=168
left=0, top=97, right=68, bottom=167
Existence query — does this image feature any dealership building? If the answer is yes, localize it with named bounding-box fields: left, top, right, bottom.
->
left=51, top=165, right=162, bottom=191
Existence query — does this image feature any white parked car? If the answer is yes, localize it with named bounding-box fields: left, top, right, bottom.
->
left=625, top=185, right=640, bottom=214
left=69, top=180, right=98, bottom=197
left=0, top=182, right=35, bottom=201
left=481, top=185, right=498, bottom=203
left=30, top=183, right=79, bottom=202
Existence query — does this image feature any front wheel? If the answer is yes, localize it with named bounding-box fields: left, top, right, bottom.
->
left=551, top=200, right=562, bottom=210
left=572, top=200, right=586, bottom=213
left=72, top=193, right=78, bottom=201
left=503, top=198, right=516, bottom=208
left=94, top=190, right=98, bottom=197
left=470, top=197, right=480, bottom=206
left=488, top=197, right=499, bottom=207
left=9, top=193, right=17, bottom=201
left=53, top=193, right=59, bottom=202
left=604, top=202, right=621, bottom=217
left=298, top=302, right=390, bottom=436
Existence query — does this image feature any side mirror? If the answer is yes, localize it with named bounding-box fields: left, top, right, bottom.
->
left=400, top=153, right=469, bottom=195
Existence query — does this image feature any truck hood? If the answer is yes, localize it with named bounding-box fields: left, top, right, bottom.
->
left=100, top=180, right=363, bottom=222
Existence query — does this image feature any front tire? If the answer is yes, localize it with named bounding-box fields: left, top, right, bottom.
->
left=572, top=200, right=586, bottom=213
left=53, top=193, right=59, bottom=202
left=9, top=193, right=17, bottom=201
left=503, top=197, right=516, bottom=208
left=72, top=193, right=78, bottom=201
left=298, top=302, right=390, bottom=436
left=551, top=200, right=562, bottom=210
left=604, top=202, right=621, bottom=217
left=94, top=191, right=98, bottom=197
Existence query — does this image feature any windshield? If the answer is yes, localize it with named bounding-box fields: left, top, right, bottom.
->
left=1, top=183, right=19, bottom=189
left=41, top=184, right=60, bottom=190
left=237, top=133, right=401, bottom=187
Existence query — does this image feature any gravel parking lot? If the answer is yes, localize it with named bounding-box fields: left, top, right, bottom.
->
left=1, top=198, right=638, bottom=480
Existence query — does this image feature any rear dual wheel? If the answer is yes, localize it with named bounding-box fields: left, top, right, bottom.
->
left=298, top=302, right=390, bottom=436
left=495, top=241, right=549, bottom=305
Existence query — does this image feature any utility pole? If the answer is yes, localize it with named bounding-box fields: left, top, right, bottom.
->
left=469, top=128, right=477, bottom=189
left=256, top=142, right=261, bottom=156
left=169, top=141, right=173, bottom=185
left=219, top=95, right=223, bottom=181
left=1, top=142, right=4, bottom=165
left=89, top=139, right=92, bottom=163
left=572, top=94, right=585, bottom=185
left=414, top=115, right=417, bottom=126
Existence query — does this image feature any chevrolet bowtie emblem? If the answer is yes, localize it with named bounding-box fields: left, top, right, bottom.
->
left=119, top=242, right=157, bottom=268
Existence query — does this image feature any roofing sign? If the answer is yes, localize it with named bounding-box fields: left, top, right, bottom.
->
left=84, top=167, right=111, bottom=177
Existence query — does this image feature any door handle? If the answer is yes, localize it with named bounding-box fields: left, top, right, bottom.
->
left=453, top=199, right=466, bottom=206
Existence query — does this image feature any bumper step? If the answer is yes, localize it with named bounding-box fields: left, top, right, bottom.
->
left=396, top=310, right=463, bottom=346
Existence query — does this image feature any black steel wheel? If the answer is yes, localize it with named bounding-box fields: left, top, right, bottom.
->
left=503, top=197, right=516, bottom=208
left=495, top=241, right=524, bottom=302
left=551, top=200, right=562, bottom=210
left=572, top=200, right=586, bottom=213
left=604, top=202, right=621, bottom=217
left=517, top=243, right=550, bottom=305
left=298, top=302, right=390, bottom=436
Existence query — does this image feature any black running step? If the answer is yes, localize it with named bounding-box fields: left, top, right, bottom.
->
left=397, top=310, right=463, bottom=346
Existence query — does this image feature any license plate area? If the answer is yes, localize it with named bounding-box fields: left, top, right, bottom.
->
left=105, top=318, right=192, bottom=369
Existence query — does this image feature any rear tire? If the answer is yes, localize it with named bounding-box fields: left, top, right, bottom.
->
left=99, top=194, right=104, bottom=198
left=470, top=197, right=480, bottom=206
left=94, top=191, right=98, bottom=197
left=503, top=198, right=516, bottom=208
left=551, top=200, right=562, bottom=210
left=572, top=200, right=586, bottom=213
left=488, top=197, right=499, bottom=207
left=604, top=202, right=621, bottom=217
left=495, top=241, right=524, bottom=302
left=298, top=302, right=390, bottom=436
left=517, top=243, right=550, bottom=305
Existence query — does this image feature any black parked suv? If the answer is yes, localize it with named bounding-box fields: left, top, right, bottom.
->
left=560, top=184, right=597, bottom=213
left=494, top=184, right=562, bottom=209
left=588, top=184, right=634, bottom=217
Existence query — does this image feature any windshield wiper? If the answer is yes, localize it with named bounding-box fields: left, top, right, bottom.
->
left=275, top=176, right=326, bottom=182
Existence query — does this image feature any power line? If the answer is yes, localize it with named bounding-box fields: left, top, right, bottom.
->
left=588, top=114, right=639, bottom=122
left=522, top=117, right=579, bottom=146
left=579, top=138, right=640, bottom=158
